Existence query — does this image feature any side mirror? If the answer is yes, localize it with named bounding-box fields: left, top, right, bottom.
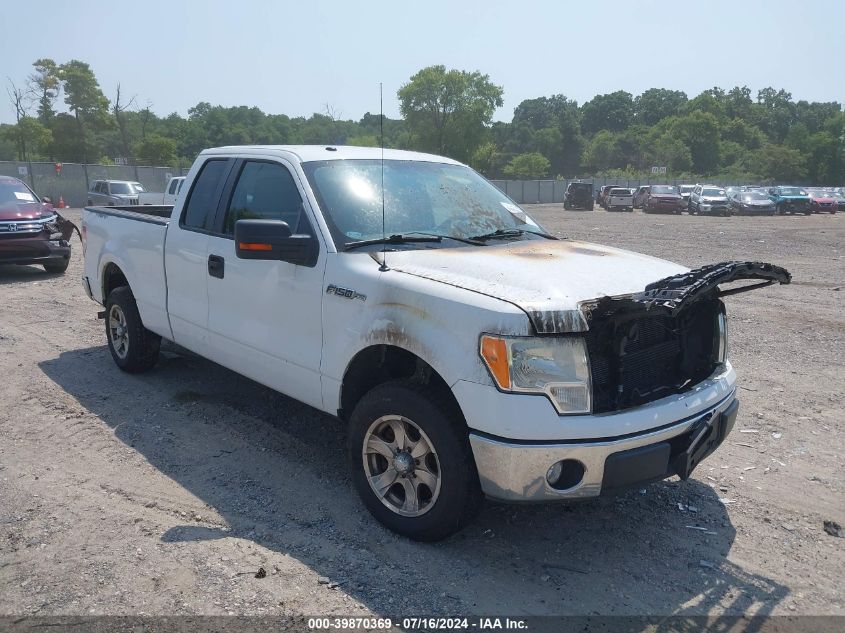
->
left=234, top=219, right=318, bottom=267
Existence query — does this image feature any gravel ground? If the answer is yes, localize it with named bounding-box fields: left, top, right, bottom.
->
left=0, top=206, right=842, bottom=618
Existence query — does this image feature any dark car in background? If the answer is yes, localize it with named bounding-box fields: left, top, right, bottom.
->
left=0, top=176, right=73, bottom=273
left=643, top=185, right=684, bottom=214
left=563, top=181, right=594, bottom=210
left=596, top=184, right=614, bottom=209
left=768, top=186, right=812, bottom=215
left=807, top=189, right=837, bottom=214
left=729, top=191, right=777, bottom=215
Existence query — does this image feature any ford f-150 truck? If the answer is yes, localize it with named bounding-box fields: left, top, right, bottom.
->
left=82, top=145, right=790, bottom=541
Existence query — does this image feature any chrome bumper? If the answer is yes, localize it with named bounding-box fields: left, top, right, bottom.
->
left=469, top=391, right=737, bottom=502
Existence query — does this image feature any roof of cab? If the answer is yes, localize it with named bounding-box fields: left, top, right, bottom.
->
left=200, top=145, right=464, bottom=165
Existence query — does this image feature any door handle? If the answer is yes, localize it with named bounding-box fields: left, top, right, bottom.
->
left=208, top=254, right=225, bottom=279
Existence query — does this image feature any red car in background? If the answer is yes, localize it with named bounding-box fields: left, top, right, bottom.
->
left=643, top=185, right=685, bottom=214
left=807, top=189, right=837, bottom=214
left=0, top=176, right=73, bottom=273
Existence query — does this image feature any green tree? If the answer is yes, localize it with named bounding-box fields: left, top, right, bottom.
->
left=59, top=60, right=110, bottom=163
left=345, top=134, right=379, bottom=147
left=134, top=134, right=177, bottom=165
left=398, top=65, right=503, bottom=162
left=748, top=144, right=806, bottom=182
left=645, top=131, right=693, bottom=172
left=634, top=88, right=687, bottom=126
left=581, top=130, right=622, bottom=172
left=470, top=141, right=503, bottom=177
left=510, top=95, right=583, bottom=176
left=503, top=152, right=550, bottom=179
left=755, top=87, right=795, bottom=142
left=29, top=58, right=61, bottom=125
left=581, top=91, right=634, bottom=135
left=668, top=111, right=721, bottom=173
left=805, top=132, right=843, bottom=184
left=9, top=117, right=53, bottom=160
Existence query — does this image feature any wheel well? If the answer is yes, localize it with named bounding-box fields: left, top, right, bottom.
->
left=102, top=263, right=129, bottom=299
left=340, top=345, right=460, bottom=422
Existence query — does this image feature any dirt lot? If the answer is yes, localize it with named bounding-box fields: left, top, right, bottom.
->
left=1, top=207, right=843, bottom=618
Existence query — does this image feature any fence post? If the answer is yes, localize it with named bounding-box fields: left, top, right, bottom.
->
left=83, top=162, right=90, bottom=193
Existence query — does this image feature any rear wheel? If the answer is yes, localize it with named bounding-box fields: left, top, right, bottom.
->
left=347, top=380, right=483, bottom=541
left=105, top=286, right=161, bottom=373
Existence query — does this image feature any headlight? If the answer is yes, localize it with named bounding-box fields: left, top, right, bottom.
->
left=716, top=311, right=728, bottom=364
left=479, top=335, right=591, bottom=414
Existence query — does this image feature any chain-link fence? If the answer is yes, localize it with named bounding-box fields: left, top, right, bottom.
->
left=0, top=161, right=190, bottom=207
left=490, top=177, right=743, bottom=204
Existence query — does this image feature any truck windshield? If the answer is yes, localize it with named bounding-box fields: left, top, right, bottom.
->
left=651, top=185, right=677, bottom=194
left=110, top=182, right=145, bottom=195
left=779, top=187, right=807, bottom=196
left=302, top=159, right=542, bottom=249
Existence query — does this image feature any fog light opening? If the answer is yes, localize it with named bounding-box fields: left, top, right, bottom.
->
left=546, top=459, right=586, bottom=491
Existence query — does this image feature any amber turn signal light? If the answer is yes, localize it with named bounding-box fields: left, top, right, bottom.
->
left=238, top=242, right=273, bottom=251
left=480, top=335, right=511, bottom=390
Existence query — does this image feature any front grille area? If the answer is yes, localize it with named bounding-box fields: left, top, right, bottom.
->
left=585, top=299, right=721, bottom=413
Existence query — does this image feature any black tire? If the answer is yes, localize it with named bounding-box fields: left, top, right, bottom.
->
left=347, top=379, right=483, bottom=541
left=104, top=286, right=161, bottom=373
left=563, top=201, right=570, bottom=210
left=43, top=257, right=69, bottom=274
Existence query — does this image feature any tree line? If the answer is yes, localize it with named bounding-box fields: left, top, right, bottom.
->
left=3, top=60, right=843, bottom=184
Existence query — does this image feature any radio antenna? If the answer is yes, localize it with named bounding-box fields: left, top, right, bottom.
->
left=379, top=82, right=389, bottom=272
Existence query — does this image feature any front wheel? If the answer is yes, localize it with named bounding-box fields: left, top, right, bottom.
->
left=105, top=286, right=161, bottom=373
left=347, top=380, right=483, bottom=541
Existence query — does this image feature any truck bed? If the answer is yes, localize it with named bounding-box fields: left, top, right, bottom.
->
left=82, top=204, right=172, bottom=338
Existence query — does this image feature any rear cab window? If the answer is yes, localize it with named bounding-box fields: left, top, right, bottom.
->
left=181, top=159, right=231, bottom=231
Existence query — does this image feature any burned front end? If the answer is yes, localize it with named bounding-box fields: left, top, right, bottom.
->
left=580, top=261, right=791, bottom=413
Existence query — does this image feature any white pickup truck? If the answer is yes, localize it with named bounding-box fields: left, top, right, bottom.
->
left=137, top=176, right=186, bottom=206
left=81, top=145, right=790, bottom=540
left=606, top=187, right=634, bottom=212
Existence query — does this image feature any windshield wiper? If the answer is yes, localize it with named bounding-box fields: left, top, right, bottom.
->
left=344, top=232, right=485, bottom=251
left=467, top=228, right=558, bottom=242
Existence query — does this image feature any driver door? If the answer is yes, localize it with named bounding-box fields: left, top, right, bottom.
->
left=204, top=158, right=326, bottom=410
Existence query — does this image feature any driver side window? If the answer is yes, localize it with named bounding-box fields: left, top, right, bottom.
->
left=224, top=161, right=307, bottom=236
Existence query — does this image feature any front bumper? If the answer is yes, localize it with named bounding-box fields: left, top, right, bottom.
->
left=0, top=237, right=71, bottom=266
left=469, top=391, right=738, bottom=502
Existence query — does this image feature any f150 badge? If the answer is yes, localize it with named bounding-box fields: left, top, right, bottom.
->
left=326, top=284, right=367, bottom=301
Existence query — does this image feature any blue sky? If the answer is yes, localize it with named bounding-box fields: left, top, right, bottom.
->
left=1, top=0, right=842, bottom=125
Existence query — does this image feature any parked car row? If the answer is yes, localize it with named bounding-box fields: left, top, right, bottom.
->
left=583, top=183, right=844, bottom=216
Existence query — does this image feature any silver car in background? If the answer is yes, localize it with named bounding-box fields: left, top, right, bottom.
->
left=87, top=180, right=146, bottom=206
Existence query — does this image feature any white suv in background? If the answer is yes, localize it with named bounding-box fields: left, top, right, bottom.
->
left=689, top=184, right=730, bottom=216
